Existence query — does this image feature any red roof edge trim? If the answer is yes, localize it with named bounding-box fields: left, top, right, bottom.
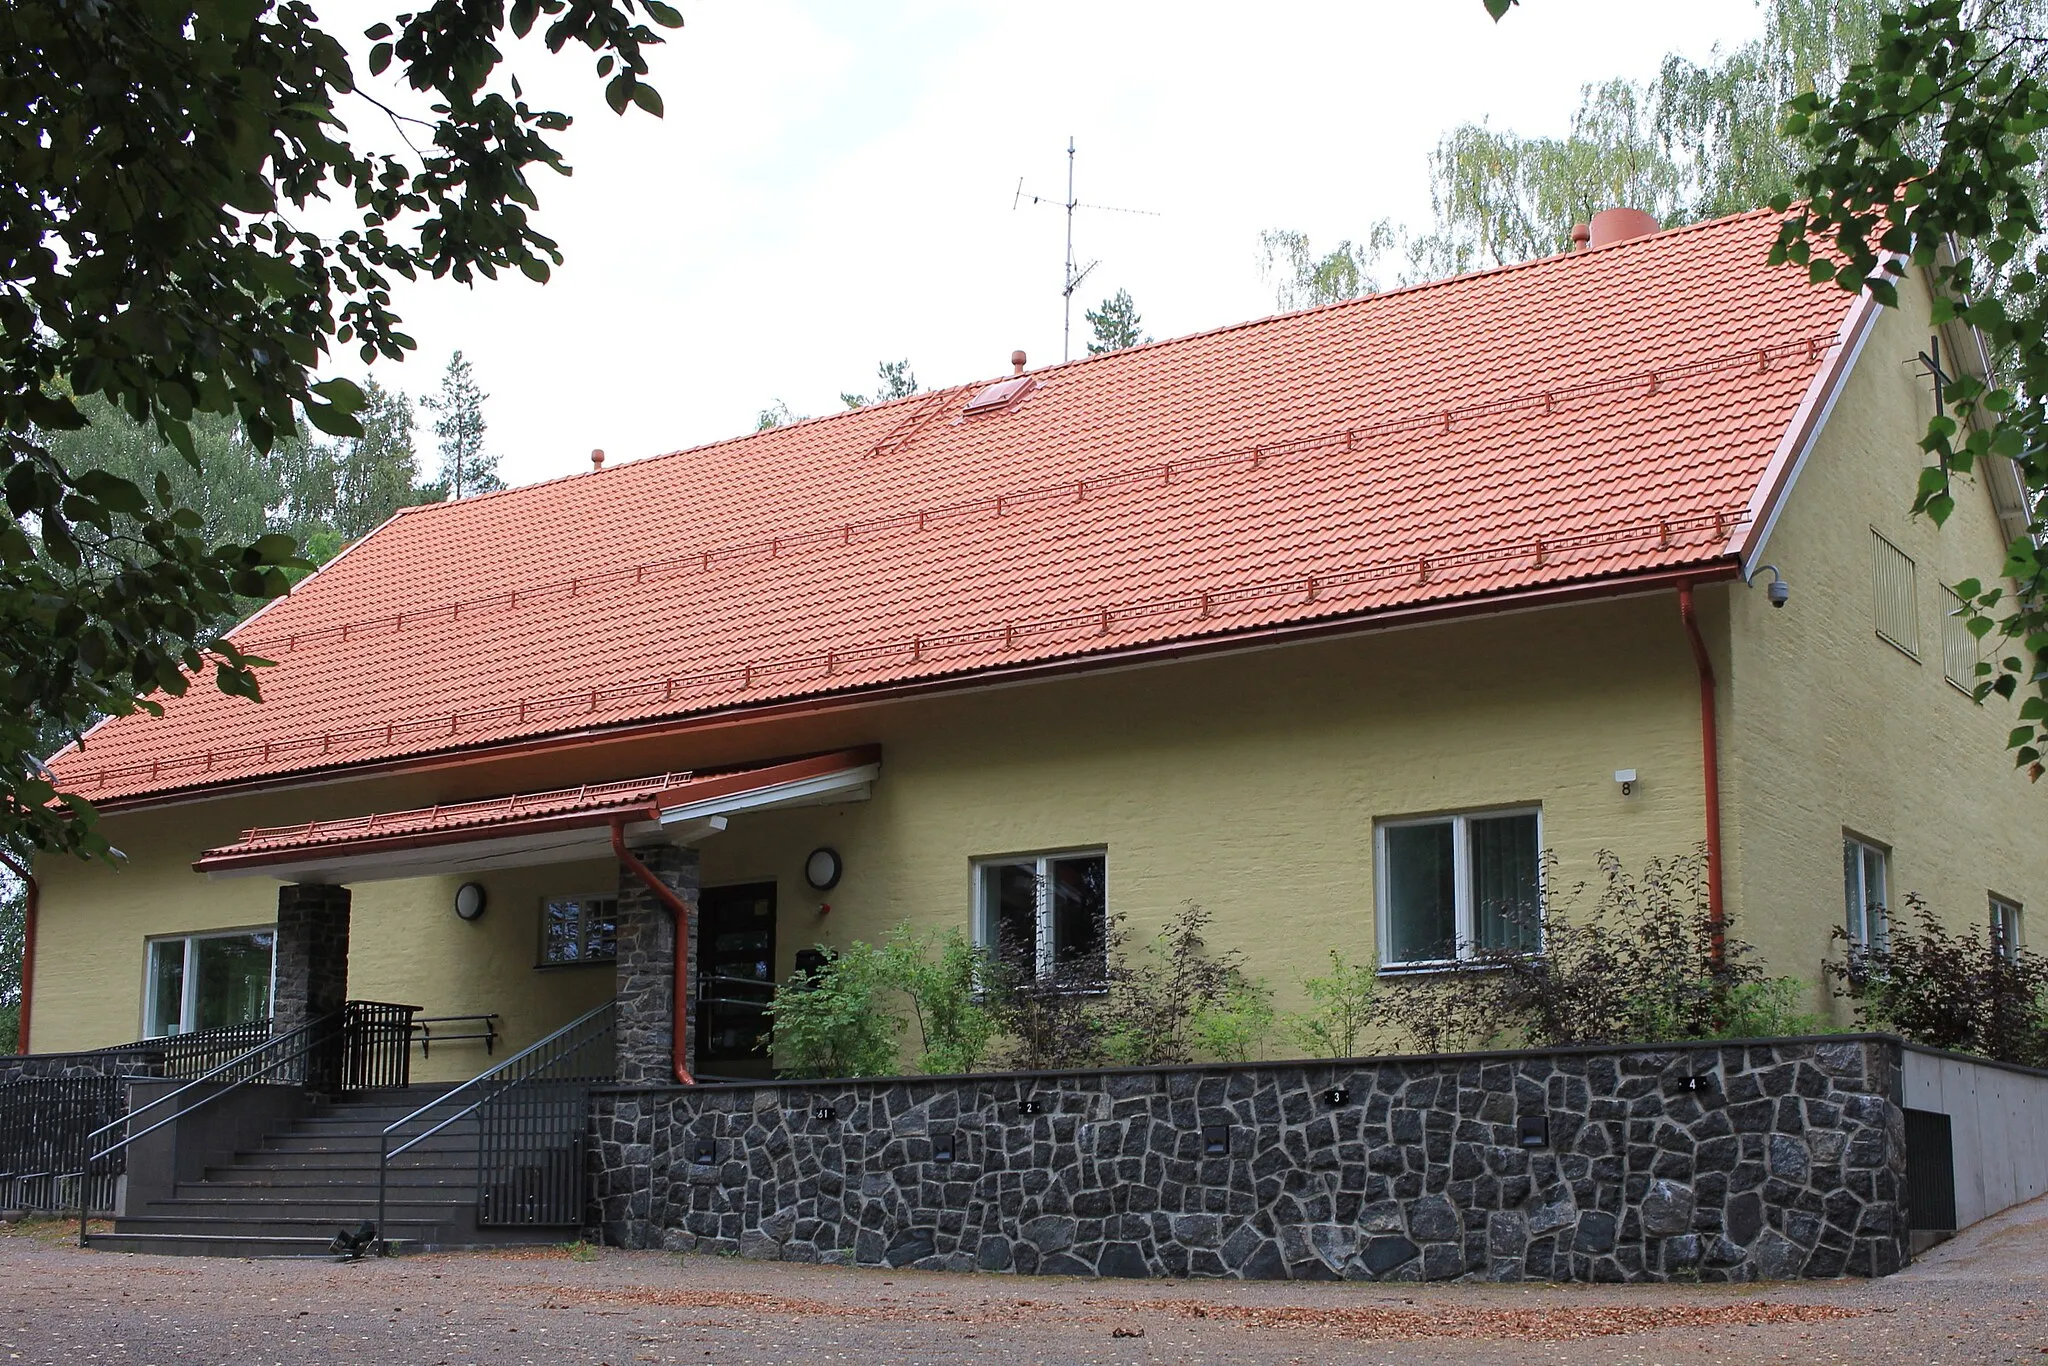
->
left=132, top=566, right=1731, bottom=818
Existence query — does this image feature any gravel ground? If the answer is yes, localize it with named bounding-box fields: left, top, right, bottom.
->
left=1, top=1197, right=2043, bottom=1366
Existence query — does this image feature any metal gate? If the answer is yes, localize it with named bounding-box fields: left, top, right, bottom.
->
left=1903, top=1107, right=1958, bottom=1233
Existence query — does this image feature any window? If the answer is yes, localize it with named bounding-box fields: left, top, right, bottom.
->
left=1941, top=587, right=1981, bottom=693
left=972, top=850, right=1107, bottom=982
left=1872, top=530, right=1919, bottom=658
left=1376, top=809, right=1542, bottom=968
left=1991, top=895, right=2024, bottom=963
left=540, top=894, right=619, bottom=965
left=1843, top=836, right=1890, bottom=950
left=144, top=929, right=275, bottom=1037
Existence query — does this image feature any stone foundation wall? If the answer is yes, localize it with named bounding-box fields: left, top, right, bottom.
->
left=589, top=1037, right=1909, bottom=1282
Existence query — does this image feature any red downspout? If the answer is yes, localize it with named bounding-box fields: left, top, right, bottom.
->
left=1676, top=583, right=1727, bottom=971
left=0, top=852, right=35, bottom=1053
left=609, top=817, right=695, bottom=1084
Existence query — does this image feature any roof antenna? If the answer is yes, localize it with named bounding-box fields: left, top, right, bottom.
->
left=1014, top=137, right=1160, bottom=362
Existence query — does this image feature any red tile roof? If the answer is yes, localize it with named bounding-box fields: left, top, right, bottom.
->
left=53, top=209, right=1860, bottom=805
left=193, top=748, right=880, bottom=872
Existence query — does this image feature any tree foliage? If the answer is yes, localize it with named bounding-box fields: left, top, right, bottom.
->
left=841, top=359, right=920, bottom=410
left=0, top=0, right=679, bottom=862
left=1084, top=290, right=1151, bottom=353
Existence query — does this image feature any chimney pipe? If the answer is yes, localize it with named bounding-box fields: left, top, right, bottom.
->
left=590, top=448, right=606, bottom=471
left=1011, top=350, right=1027, bottom=376
left=1587, top=207, right=1660, bottom=249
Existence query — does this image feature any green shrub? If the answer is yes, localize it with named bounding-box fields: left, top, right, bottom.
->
left=1191, top=976, right=1275, bottom=1063
left=763, top=941, right=904, bottom=1078
left=882, top=925, right=1000, bottom=1075
left=1280, top=950, right=1380, bottom=1059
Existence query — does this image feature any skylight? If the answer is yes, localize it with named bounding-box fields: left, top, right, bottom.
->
left=964, top=377, right=1033, bottom=415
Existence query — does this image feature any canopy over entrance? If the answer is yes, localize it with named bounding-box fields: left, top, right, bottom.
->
left=194, top=747, right=880, bottom=883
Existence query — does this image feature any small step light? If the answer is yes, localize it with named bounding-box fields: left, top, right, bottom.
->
left=1202, top=1124, right=1230, bottom=1156
left=1517, top=1115, right=1549, bottom=1148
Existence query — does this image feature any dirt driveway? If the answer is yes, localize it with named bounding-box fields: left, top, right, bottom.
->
left=1, top=1197, right=2043, bottom=1365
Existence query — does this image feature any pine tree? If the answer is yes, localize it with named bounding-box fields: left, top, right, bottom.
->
left=1085, top=291, right=1149, bottom=353
left=422, top=352, right=503, bottom=499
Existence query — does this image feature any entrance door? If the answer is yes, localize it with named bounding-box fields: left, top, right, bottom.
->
left=695, top=882, right=778, bottom=1079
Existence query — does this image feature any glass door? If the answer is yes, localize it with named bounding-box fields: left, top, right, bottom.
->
left=694, top=883, right=777, bottom=1079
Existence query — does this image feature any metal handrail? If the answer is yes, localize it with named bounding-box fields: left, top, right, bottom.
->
left=76, top=1009, right=345, bottom=1245
left=376, top=999, right=616, bottom=1238
left=411, top=1014, right=499, bottom=1058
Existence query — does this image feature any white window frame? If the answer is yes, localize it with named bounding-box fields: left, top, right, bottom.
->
left=538, top=892, right=620, bottom=966
left=1991, top=894, right=2024, bottom=963
left=970, top=848, right=1108, bottom=981
left=1843, top=835, right=1891, bottom=951
left=141, top=926, right=278, bottom=1038
left=1375, top=807, right=1543, bottom=971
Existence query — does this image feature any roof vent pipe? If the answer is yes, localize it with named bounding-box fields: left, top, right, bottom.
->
left=1011, top=350, right=1027, bottom=376
left=590, top=448, right=606, bottom=471
left=1570, top=222, right=1591, bottom=251
left=1587, top=207, right=1660, bottom=249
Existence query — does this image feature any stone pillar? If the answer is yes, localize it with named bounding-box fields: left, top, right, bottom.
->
left=615, top=842, right=699, bottom=1087
left=274, top=882, right=351, bottom=1092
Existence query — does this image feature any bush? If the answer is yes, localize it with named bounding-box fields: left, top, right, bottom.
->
left=1280, top=950, right=1380, bottom=1059
left=763, top=941, right=904, bottom=1078
left=1380, top=848, right=1814, bottom=1051
left=1824, top=894, right=2048, bottom=1067
left=881, top=925, right=1000, bottom=1075
left=1100, top=904, right=1268, bottom=1066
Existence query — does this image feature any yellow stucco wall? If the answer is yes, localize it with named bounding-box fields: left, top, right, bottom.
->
left=1721, top=282, right=2048, bottom=1017
left=31, top=591, right=1714, bottom=1068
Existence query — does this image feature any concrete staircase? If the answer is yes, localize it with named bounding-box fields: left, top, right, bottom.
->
left=89, top=1087, right=561, bottom=1258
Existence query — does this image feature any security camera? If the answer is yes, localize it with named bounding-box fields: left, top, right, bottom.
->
left=1747, top=564, right=1790, bottom=609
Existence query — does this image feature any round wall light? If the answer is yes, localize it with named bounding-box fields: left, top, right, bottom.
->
left=454, top=881, right=488, bottom=921
left=804, top=847, right=843, bottom=891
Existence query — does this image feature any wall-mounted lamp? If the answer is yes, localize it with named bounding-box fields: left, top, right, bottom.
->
left=692, top=1137, right=717, bottom=1165
left=1517, top=1115, right=1550, bottom=1148
left=804, top=846, right=843, bottom=891
left=453, top=881, right=487, bottom=922
left=1745, top=562, right=1791, bottom=608
left=1615, top=769, right=1638, bottom=797
left=1201, top=1124, right=1231, bottom=1156
left=932, top=1132, right=956, bottom=1164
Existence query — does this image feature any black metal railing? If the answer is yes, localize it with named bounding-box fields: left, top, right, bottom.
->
left=377, top=1000, right=615, bottom=1237
left=343, top=1001, right=420, bottom=1092
left=75, top=1001, right=421, bottom=1243
left=0, top=1076, right=123, bottom=1214
left=411, top=1014, right=499, bottom=1058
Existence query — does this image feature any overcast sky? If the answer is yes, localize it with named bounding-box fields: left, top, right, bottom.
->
left=327, top=1, right=1773, bottom=488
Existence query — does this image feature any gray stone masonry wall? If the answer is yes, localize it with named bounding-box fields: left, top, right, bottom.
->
left=274, top=882, right=351, bottom=1092
left=590, top=1038, right=1909, bottom=1282
left=614, top=842, right=698, bottom=1087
